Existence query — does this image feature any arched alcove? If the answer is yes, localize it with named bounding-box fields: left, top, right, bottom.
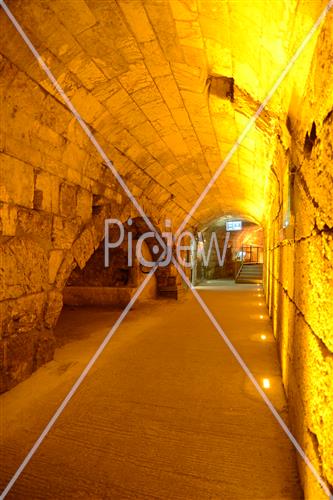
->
left=63, top=235, right=157, bottom=309
left=192, top=216, right=263, bottom=284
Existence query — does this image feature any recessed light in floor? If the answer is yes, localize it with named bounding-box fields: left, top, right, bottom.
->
left=263, top=378, right=271, bottom=389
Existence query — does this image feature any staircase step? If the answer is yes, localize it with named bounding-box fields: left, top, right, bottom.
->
left=236, top=279, right=262, bottom=284
left=240, top=270, right=262, bottom=274
left=235, top=263, right=263, bottom=283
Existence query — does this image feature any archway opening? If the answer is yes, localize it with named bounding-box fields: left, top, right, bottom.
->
left=191, top=216, right=263, bottom=286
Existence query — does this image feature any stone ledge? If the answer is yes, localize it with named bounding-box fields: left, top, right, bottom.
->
left=63, top=286, right=136, bottom=308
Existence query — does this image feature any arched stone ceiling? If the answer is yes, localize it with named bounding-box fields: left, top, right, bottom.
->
left=0, top=0, right=326, bottom=228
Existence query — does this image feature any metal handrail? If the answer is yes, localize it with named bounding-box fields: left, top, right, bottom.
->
left=238, top=245, right=262, bottom=264
left=235, top=260, right=244, bottom=281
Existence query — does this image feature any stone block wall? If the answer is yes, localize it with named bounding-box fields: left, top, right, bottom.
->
left=63, top=235, right=157, bottom=308
left=263, top=18, right=333, bottom=499
left=0, top=45, right=186, bottom=392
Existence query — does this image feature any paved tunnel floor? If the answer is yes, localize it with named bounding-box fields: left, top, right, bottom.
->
left=1, top=282, right=302, bottom=499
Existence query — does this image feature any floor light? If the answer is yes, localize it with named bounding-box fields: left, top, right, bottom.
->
left=263, top=378, right=271, bottom=389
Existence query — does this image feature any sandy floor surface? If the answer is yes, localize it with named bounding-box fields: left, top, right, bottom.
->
left=0, top=282, right=301, bottom=499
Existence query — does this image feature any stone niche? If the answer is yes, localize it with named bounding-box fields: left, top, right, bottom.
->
left=63, top=238, right=157, bottom=308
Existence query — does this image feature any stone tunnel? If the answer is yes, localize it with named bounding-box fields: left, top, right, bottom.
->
left=0, top=1, right=332, bottom=499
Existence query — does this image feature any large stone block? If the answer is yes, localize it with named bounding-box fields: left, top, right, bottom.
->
left=0, top=333, right=35, bottom=392
left=59, top=182, right=77, bottom=217
left=44, top=289, right=63, bottom=329
left=62, top=141, right=88, bottom=171
left=75, top=25, right=128, bottom=79
left=0, top=292, right=46, bottom=337
left=279, top=242, right=295, bottom=298
left=291, top=313, right=333, bottom=494
left=0, top=238, right=48, bottom=301
left=0, top=154, right=34, bottom=208
left=76, top=188, right=92, bottom=222
left=118, top=1, right=155, bottom=43
left=104, top=87, right=146, bottom=129
left=294, top=233, right=333, bottom=351
left=66, top=167, right=82, bottom=186
left=68, top=54, right=106, bottom=91
left=34, top=170, right=60, bottom=213
left=70, top=87, right=105, bottom=124
left=48, top=250, right=64, bottom=284
left=0, top=328, right=55, bottom=393
left=3, top=135, right=43, bottom=174
left=52, top=215, right=80, bottom=249
left=50, top=0, right=96, bottom=36
left=294, top=177, right=316, bottom=240
left=54, top=251, right=76, bottom=289
left=144, top=2, right=184, bottom=62
left=72, top=228, right=95, bottom=269
left=139, top=40, right=171, bottom=78
left=0, top=203, right=17, bottom=236
left=34, top=329, right=56, bottom=370
left=17, top=207, right=53, bottom=242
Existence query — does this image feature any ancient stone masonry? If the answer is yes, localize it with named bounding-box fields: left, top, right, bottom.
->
left=0, top=177, right=180, bottom=391
left=1, top=191, right=109, bottom=391
left=0, top=0, right=196, bottom=392
left=264, top=17, right=333, bottom=498
left=0, top=2, right=332, bottom=496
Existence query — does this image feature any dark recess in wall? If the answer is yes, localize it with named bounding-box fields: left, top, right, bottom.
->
left=208, top=75, right=235, bottom=102
left=304, top=121, right=317, bottom=157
